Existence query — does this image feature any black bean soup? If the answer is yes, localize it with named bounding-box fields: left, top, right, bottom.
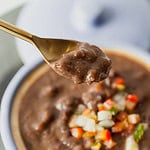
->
left=19, top=52, right=150, bottom=150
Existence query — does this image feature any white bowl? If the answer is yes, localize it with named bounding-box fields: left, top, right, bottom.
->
left=16, top=0, right=150, bottom=64
left=0, top=58, right=43, bottom=150
left=0, top=47, right=149, bottom=150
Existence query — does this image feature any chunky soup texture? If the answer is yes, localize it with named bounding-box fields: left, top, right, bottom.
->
left=19, top=53, right=150, bottom=150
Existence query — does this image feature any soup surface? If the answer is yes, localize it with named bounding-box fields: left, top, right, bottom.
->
left=18, top=53, right=150, bottom=150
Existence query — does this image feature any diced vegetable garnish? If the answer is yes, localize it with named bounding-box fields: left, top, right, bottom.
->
left=128, top=114, right=140, bottom=125
left=76, top=116, right=96, bottom=132
left=91, top=143, right=101, bottom=150
left=70, top=128, right=83, bottom=139
left=109, top=107, right=117, bottom=116
left=126, top=100, right=137, bottom=111
left=76, top=115, right=88, bottom=127
left=68, top=75, right=145, bottom=149
left=88, top=111, right=97, bottom=120
left=125, top=135, right=139, bottom=150
left=97, top=103, right=105, bottom=111
left=112, top=77, right=126, bottom=91
left=103, top=99, right=114, bottom=110
left=126, top=94, right=139, bottom=103
left=103, top=139, right=117, bottom=149
left=113, top=92, right=126, bottom=111
left=96, top=130, right=111, bottom=141
left=114, top=77, right=125, bottom=85
left=116, top=84, right=126, bottom=91
left=74, top=111, right=82, bottom=115
left=96, top=124, right=104, bottom=131
left=83, top=118, right=96, bottom=132
left=82, top=109, right=91, bottom=116
left=98, top=111, right=112, bottom=121
left=133, top=124, right=144, bottom=142
left=69, top=115, right=78, bottom=128
left=83, top=132, right=96, bottom=138
left=99, top=120, right=115, bottom=128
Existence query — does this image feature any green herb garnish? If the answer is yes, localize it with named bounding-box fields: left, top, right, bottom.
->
left=133, top=123, right=144, bottom=142
left=109, top=107, right=117, bottom=116
left=74, top=111, right=82, bottom=115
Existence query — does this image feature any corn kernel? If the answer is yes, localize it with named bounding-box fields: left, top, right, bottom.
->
left=91, top=143, right=101, bottom=150
left=117, top=84, right=125, bottom=91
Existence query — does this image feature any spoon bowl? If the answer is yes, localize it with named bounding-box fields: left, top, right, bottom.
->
left=32, top=36, right=79, bottom=62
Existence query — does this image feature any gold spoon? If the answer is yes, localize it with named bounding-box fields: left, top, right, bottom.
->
left=0, top=19, right=80, bottom=62
left=0, top=19, right=112, bottom=84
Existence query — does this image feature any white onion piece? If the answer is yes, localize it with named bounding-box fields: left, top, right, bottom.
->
left=83, top=118, right=96, bottom=132
left=128, top=114, right=140, bottom=124
left=76, top=116, right=96, bottom=132
left=98, top=111, right=112, bottom=121
left=96, top=124, right=104, bottom=131
left=76, top=115, right=88, bottom=127
left=113, top=92, right=127, bottom=111
left=125, top=135, right=139, bottom=150
left=69, top=115, right=78, bottom=128
left=99, top=120, right=115, bottom=128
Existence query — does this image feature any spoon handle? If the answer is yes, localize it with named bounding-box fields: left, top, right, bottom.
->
left=0, top=19, right=34, bottom=44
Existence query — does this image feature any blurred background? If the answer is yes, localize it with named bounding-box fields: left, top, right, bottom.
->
left=0, top=0, right=150, bottom=149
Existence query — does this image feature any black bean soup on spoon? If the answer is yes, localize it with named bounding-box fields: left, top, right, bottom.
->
left=50, top=43, right=111, bottom=84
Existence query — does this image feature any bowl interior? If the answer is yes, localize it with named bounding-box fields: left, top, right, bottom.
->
left=11, top=62, right=49, bottom=150
left=1, top=48, right=150, bottom=150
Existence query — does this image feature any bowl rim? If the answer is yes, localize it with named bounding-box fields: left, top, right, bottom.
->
left=0, top=47, right=149, bottom=150
left=0, top=58, right=43, bottom=150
